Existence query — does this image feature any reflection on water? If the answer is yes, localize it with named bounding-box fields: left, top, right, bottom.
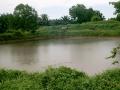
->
left=11, top=45, right=38, bottom=65
left=0, top=37, right=120, bottom=75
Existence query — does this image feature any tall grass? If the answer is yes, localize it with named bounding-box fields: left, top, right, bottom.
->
left=0, top=66, right=120, bottom=90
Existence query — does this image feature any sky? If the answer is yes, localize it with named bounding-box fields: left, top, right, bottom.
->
left=0, top=0, right=119, bottom=19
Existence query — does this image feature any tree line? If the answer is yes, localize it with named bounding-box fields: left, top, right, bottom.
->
left=0, top=1, right=119, bottom=33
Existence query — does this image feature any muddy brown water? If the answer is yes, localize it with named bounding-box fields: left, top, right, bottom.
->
left=0, top=37, right=120, bottom=75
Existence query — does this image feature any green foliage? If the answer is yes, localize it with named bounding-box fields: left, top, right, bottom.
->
left=108, top=18, right=116, bottom=21
left=61, top=16, right=71, bottom=25
left=69, top=4, right=104, bottom=23
left=0, top=21, right=120, bottom=42
left=0, top=4, right=39, bottom=33
left=69, top=4, right=86, bottom=22
left=89, top=69, right=120, bottom=90
left=116, top=14, right=120, bottom=21
left=108, top=45, right=120, bottom=64
left=49, top=18, right=73, bottom=26
left=91, top=16, right=103, bottom=21
left=110, top=1, right=120, bottom=14
left=91, top=16, right=100, bottom=22
left=0, top=15, right=8, bottom=33
left=0, top=67, right=120, bottom=90
left=39, top=14, right=49, bottom=26
left=49, top=19, right=63, bottom=26
left=0, top=3, right=106, bottom=34
left=0, top=30, right=31, bottom=41
left=13, top=30, right=25, bottom=38
left=13, top=4, right=39, bottom=31
left=0, top=14, right=14, bottom=33
left=36, top=21, right=120, bottom=37
left=110, top=1, right=120, bottom=21
left=0, top=33, right=14, bottom=41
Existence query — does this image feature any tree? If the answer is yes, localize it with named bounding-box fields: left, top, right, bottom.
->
left=49, top=19, right=63, bottom=25
left=108, top=45, right=120, bottom=64
left=110, top=1, right=120, bottom=21
left=0, top=14, right=14, bottom=33
left=39, top=14, right=49, bottom=26
left=69, top=4, right=88, bottom=23
left=69, top=4, right=104, bottom=23
left=0, top=15, right=8, bottom=33
left=109, top=1, right=120, bottom=64
left=116, top=14, right=120, bottom=21
left=110, top=1, right=120, bottom=14
left=61, top=16, right=71, bottom=25
left=87, top=8, right=95, bottom=21
left=94, top=10, right=105, bottom=20
left=13, top=4, right=39, bottom=31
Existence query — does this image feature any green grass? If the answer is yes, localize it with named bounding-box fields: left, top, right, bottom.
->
left=1, top=20, right=120, bottom=42
left=36, top=20, right=120, bottom=37
left=0, top=66, right=120, bottom=90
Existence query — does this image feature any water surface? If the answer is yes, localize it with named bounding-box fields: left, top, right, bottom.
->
left=0, top=37, right=120, bottom=75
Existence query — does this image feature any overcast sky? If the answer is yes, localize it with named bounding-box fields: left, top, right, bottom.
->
left=0, top=0, right=118, bottom=19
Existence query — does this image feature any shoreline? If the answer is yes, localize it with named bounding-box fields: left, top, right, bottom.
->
left=0, top=35, right=120, bottom=44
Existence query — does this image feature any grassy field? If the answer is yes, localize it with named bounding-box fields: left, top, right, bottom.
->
left=0, top=20, right=120, bottom=43
left=0, top=66, right=120, bottom=90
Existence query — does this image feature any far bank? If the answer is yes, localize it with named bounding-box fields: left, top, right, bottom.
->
left=0, top=21, right=120, bottom=44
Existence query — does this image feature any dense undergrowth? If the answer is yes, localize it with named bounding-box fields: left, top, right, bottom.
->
left=0, top=66, right=120, bottom=90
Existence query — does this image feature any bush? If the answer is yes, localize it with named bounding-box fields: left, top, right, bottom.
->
left=91, top=16, right=103, bottom=21
left=116, top=14, right=120, bottom=21
left=0, top=30, right=30, bottom=41
left=0, top=67, right=120, bottom=90
left=13, top=30, right=24, bottom=37
left=0, top=33, right=14, bottom=41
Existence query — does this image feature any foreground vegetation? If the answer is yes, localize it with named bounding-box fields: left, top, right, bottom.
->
left=0, top=66, right=120, bottom=90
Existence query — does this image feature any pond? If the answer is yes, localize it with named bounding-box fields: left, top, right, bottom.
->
left=0, top=37, right=120, bottom=75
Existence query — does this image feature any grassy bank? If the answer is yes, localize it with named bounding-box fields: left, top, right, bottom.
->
left=37, top=20, right=120, bottom=37
left=0, top=66, right=120, bottom=90
left=0, top=21, right=120, bottom=43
